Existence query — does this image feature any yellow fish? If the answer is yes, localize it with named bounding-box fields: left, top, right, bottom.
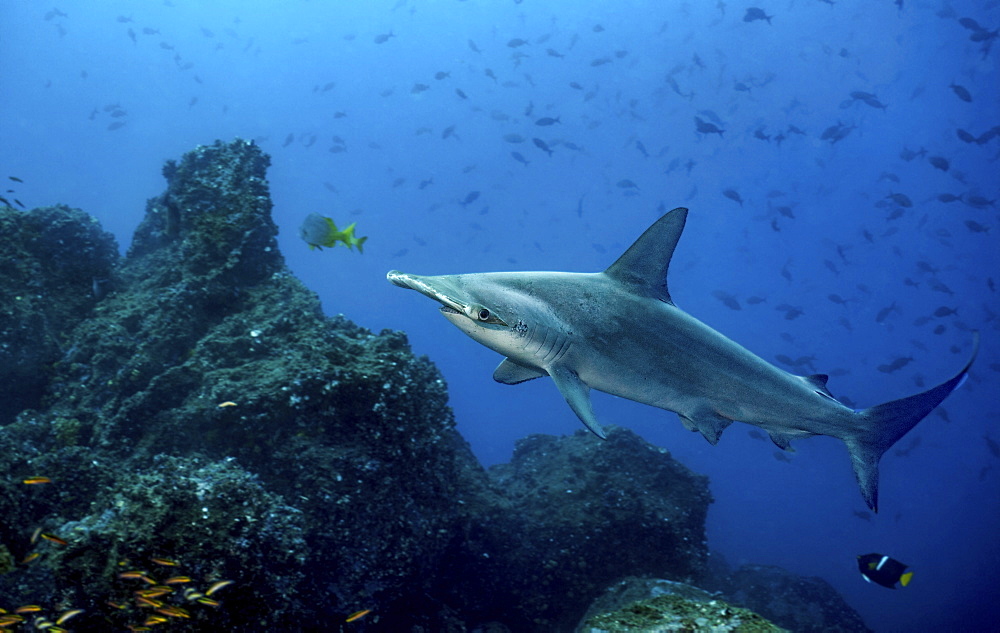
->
left=299, top=213, right=367, bottom=252
left=345, top=609, right=371, bottom=623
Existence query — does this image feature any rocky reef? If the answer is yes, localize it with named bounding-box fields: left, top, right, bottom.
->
left=708, top=564, right=873, bottom=633
left=578, top=578, right=788, bottom=633
left=0, top=204, right=118, bottom=424
left=0, top=139, right=870, bottom=632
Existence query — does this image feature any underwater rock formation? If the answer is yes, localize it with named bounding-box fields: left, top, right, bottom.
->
left=0, top=205, right=118, bottom=423
left=713, top=564, right=873, bottom=633
left=0, top=139, right=867, bottom=632
left=0, top=139, right=486, bottom=630
left=445, top=427, right=713, bottom=632
left=578, top=577, right=787, bottom=633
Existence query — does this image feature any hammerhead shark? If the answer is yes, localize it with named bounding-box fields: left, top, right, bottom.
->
left=387, top=207, right=978, bottom=511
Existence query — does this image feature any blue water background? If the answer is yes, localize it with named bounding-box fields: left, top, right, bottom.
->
left=3, top=1, right=998, bottom=630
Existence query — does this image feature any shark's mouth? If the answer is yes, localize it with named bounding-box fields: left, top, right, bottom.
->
left=439, top=306, right=461, bottom=315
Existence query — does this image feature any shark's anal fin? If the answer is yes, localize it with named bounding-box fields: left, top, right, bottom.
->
left=549, top=365, right=606, bottom=439
left=493, top=358, right=548, bottom=385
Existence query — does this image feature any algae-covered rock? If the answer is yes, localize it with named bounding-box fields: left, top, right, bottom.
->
left=0, top=204, right=118, bottom=422
left=580, top=578, right=787, bottom=633
left=0, top=139, right=489, bottom=631
left=437, top=426, right=713, bottom=632
left=714, top=564, right=873, bottom=633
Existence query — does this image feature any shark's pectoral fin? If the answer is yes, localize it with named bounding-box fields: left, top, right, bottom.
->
left=679, top=411, right=733, bottom=446
left=493, top=358, right=548, bottom=384
left=549, top=365, right=606, bottom=439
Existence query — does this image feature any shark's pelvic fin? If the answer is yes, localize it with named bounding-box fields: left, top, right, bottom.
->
left=549, top=365, right=606, bottom=439
left=603, top=207, right=688, bottom=305
left=769, top=432, right=796, bottom=451
left=493, top=358, right=547, bottom=384
left=847, top=331, right=980, bottom=513
left=680, top=411, right=734, bottom=445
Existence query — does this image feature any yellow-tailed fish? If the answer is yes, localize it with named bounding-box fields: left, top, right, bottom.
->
left=299, top=213, right=368, bottom=253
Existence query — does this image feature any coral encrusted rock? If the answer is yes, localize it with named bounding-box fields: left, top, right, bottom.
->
left=715, top=564, right=873, bottom=633
left=579, top=577, right=788, bottom=633
left=437, top=426, right=713, bottom=632
left=0, top=205, right=118, bottom=423
left=0, top=139, right=488, bottom=631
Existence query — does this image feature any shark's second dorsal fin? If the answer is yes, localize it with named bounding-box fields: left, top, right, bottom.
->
left=604, top=207, right=688, bottom=305
left=802, top=373, right=835, bottom=399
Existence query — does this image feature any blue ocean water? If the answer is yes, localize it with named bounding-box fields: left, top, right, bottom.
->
left=3, top=1, right=997, bottom=631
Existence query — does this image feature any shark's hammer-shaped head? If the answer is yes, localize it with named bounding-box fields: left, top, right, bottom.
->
left=386, top=270, right=518, bottom=350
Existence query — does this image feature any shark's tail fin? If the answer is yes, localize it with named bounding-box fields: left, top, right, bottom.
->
left=845, top=332, right=979, bottom=513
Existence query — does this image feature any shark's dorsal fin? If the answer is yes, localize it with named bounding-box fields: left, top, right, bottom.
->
left=604, top=207, right=688, bottom=305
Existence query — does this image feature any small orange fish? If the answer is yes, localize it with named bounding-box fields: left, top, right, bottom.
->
left=182, top=589, right=204, bottom=601
left=135, top=596, right=164, bottom=609
left=142, top=615, right=168, bottom=626
left=56, top=609, right=84, bottom=625
left=195, top=597, right=220, bottom=607
left=151, top=557, right=179, bottom=566
left=204, top=580, right=233, bottom=596
left=155, top=605, right=190, bottom=619
left=14, top=605, right=42, bottom=614
left=0, top=615, right=25, bottom=626
left=164, top=576, right=192, bottom=584
left=40, top=533, right=68, bottom=546
left=118, top=570, right=148, bottom=580
left=345, top=609, right=372, bottom=623
left=22, top=476, right=52, bottom=484
left=20, top=552, right=40, bottom=565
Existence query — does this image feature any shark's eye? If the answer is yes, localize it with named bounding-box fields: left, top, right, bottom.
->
left=467, top=304, right=507, bottom=327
